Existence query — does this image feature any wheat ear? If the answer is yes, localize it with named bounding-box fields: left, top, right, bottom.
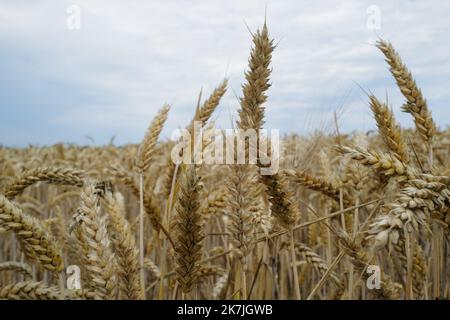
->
left=174, top=165, right=203, bottom=293
left=197, top=79, right=228, bottom=127
left=0, top=193, right=64, bottom=272
left=369, top=95, right=409, bottom=163
left=376, top=40, right=435, bottom=143
left=282, top=242, right=343, bottom=298
left=107, top=165, right=162, bottom=233
left=103, top=192, right=143, bottom=300
left=136, top=104, right=170, bottom=298
left=226, top=165, right=258, bottom=258
left=368, top=176, right=450, bottom=250
left=3, top=167, right=84, bottom=199
left=0, top=281, right=64, bottom=300
left=226, top=164, right=260, bottom=298
left=75, top=182, right=116, bottom=299
left=0, top=261, right=33, bottom=280
left=339, top=235, right=400, bottom=300
left=283, top=169, right=344, bottom=203
left=237, top=23, right=274, bottom=132
left=237, top=23, right=299, bottom=228
left=337, top=145, right=413, bottom=180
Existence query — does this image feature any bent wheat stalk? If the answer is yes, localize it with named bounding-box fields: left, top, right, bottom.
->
left=3, top=167, right=84, bottom=200
left=0, top=193, right=64, bottom=272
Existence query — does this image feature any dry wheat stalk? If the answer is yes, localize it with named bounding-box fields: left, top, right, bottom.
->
left=337, top=145, right=413, bottom=181
left=281, top=241, right=343, bottom=298
left=196, top=79, right=228, bottom=127
left=237, top=23, right=274, bottom=132
left=3, top=167, right=84, bottom=200
left=369, top=95, right=409, bottom=163
left=368, top=177, right=450, bottom=250
left=226, top=165, right=259, bottom=258
left=103, top=192, right=143, bottom=300
left=0, top=193, right=64, bottom=272
left=236, top=24, right=299, bottom=228
left=163, top=80, right=227, bottom=200
left=0, top=261, right=33, bottom=280
left=137, top=104, right=170, bottom=173
left=260, top=173, right=299, bottom=228
left=173, top=165, right=204, bottom=293
left=339, top=235, right=400, bottom=300
left=376, top=40, right=435, bottom=143
left=201, top=186, right=228, bottom=218
left=198, top=265, right=226, bottom=278
left=0, top=19, right=449, bottom=301
left=73, top=182, right=116, bottom=299
left=283, top=169, right=344, bottom=203
left=0, top=281, right=64, bottom=300
left=107, top=165, right=162, bottom=233
left=145, top=258, right=161, bottom=278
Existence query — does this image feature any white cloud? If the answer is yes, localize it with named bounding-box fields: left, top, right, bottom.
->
left=0, top=0, right=449, bottom=146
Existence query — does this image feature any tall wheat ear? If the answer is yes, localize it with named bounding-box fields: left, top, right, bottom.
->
left=103, top=191, right=143, bottom=300
left=3, top=167, right=84, bottom=200
left=173, top=165, right=204, bottom=294
left=237, top=22, right=299, bottom=228
left=0, top=193, right=64, bottom=272
left=73, top=181, right=116, bottom=299
left=376, top=40, right=435, bottom=143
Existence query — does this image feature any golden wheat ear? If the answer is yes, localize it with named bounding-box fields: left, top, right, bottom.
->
left=237, top=23, right=275, bottom=132
left=103, top=192, right=143, bottom=300
left=236, top=23, right=299, bottom=228
left=337, top=145, right=413, bottom=181
left=0, top=261, right=33, bottom=280
left=369, top=95, right=409, bottom=164
left=0, top=193, right=64, bottom=272
left=376, top=39, right=435, bottom=143
left=173, top=165, right=203, bottom=294
left=0, top=281, right=64, bottom=300
left=3, top=167, right=85, bottom=200
left=137, top=104, right=170, bottom=173
left=197, top=78, right=228, bottom=127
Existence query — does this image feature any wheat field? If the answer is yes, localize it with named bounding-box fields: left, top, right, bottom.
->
left=0, top=23, right=449, bottom=300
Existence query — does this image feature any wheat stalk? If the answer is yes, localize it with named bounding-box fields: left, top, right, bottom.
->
left=283, top=168, right=344, bottom=203
left=0, top=193, right=64, bottom=272
left=173, top=165, right=203, bottom=294
left=103, top=192, right=143, bottom=300
left=376, top=40, right=435, bottom=143
left=369, top=95, right=409, bottom=163
left=3, top=167, right=84, bottom=199
left=337, top=145, right=413, bottom=181
left=0, top=261, right=33, bottom=280
left=73, top=182, right=116, bottom=299
left=137, top=104, right=170, bottom=173
left=0, top=281, right=64, bottom=300
left=237, top=23, right=274, bottom=132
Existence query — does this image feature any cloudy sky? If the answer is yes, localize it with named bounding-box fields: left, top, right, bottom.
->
left=1, top=0, right=449, bottom=146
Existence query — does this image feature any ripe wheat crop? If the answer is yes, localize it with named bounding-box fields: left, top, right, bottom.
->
left=0, top=23, right=449, bottom=300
